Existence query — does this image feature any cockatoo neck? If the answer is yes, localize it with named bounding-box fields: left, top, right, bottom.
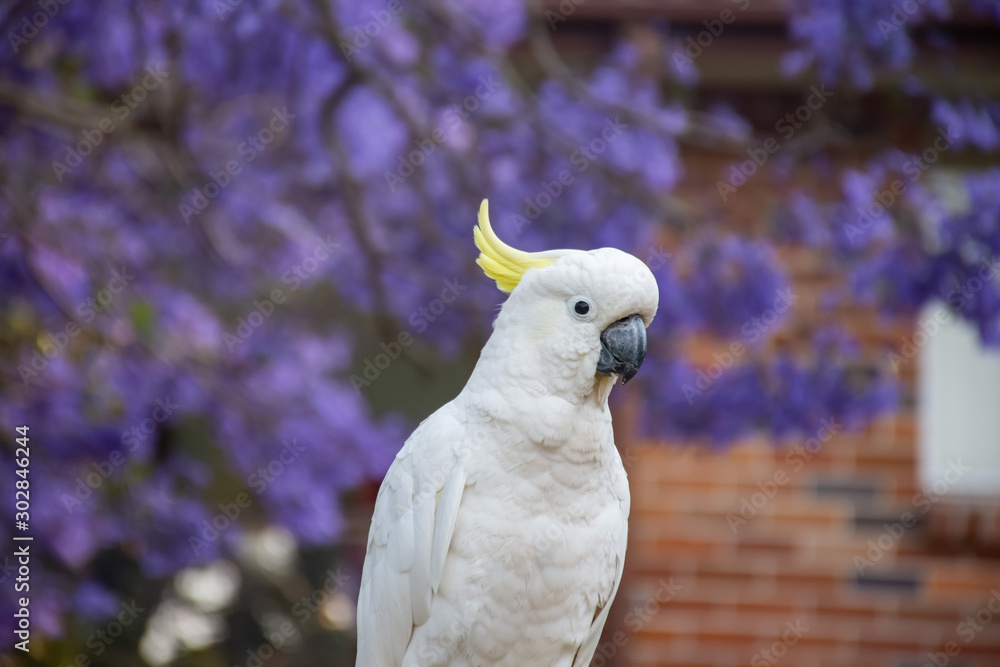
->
left=459, top=327, right=615, bottom=454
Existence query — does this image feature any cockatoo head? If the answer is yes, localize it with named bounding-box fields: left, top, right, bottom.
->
left=473, top=200, right=658, bottom=403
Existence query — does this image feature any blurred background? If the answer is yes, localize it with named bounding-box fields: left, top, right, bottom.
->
left=1, top=0, right=999, bottom=665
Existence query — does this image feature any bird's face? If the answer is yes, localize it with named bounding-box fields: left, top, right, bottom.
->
left=472, top=199, right=658, bottom=401
left=498, top=248, right=659, bottom=397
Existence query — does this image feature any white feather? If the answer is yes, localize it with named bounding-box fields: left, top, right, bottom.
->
left=356, top=246, right=658, bottom=666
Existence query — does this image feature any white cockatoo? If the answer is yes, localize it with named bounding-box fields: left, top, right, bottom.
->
left=357, top=200, right=659, bottom=666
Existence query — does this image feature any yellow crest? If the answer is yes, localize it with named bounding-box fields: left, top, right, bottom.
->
left=473, top=199, right=554, bottom=293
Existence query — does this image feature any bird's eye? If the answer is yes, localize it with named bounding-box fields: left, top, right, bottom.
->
left=569, top=296, right=595, bottom=321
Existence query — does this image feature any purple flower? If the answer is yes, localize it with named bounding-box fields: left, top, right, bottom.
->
left=1, top=0, right=991, bottom=653
left=682, top=234, right=791, bottom=339
left=932, top=98, right=1000, bottom=152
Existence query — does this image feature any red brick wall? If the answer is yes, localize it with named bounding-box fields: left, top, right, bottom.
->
left=611, top=247, right=1000, bottom=667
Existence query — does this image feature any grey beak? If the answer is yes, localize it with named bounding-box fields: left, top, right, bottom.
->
left=596, top=314, right=647, bottom=385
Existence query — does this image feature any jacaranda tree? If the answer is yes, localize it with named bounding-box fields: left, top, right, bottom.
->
left=1, top=0, right=998, bottom=663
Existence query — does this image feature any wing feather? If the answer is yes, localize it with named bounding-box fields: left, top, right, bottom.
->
left=430, top=463, right=466, bottom=593
left=571, top=475, right=630, bottom=667
left=356, top=404, right=468, bottom=667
